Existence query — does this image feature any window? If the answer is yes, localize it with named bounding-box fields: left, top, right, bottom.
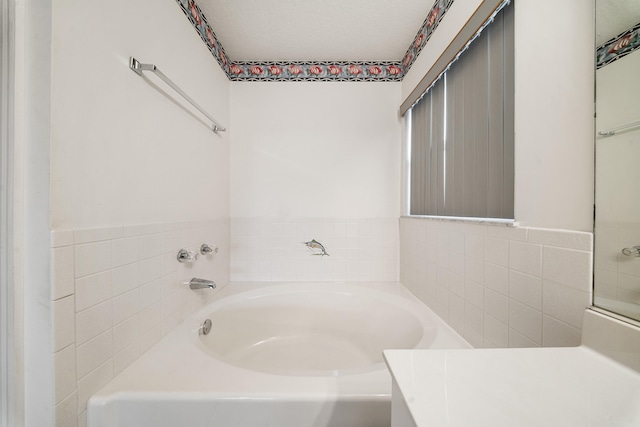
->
left=408, top=2, right=514, bottom=219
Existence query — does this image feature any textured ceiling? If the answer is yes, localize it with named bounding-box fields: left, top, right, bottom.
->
left=197, top=0, right=434, bottom=61
left=596, top=0, right=640, bottom=45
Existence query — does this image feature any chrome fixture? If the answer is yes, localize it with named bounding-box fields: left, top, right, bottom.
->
left=177, top=249, right=198, bottom=263
left=622, top=246, right=640, bottom=257
left=129, top=57, right=227, bottom=134
left=200, top=244, right=219, bottom=256
left=199, top=319, right=212, bottom=335
left=188, top=277, right=216, bottom=290
left=597, top=119, right=640, bottom=137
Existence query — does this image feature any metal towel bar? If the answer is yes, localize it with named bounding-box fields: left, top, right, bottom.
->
left=597, top=119, right=640, bottom=137
left=129, top=57, right=227, bottom=134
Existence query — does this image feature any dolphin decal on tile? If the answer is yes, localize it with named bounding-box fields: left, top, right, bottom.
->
left=302, top=239, right=330, bottom=256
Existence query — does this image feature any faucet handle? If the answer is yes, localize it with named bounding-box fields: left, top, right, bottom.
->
left=177, top=249, right=198, bottom=263
left=622, top=246, right=640, bottom=257
left=200, top=244, right=218, bottom=255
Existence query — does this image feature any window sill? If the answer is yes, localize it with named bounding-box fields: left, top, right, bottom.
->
left=401, top=215, right=518, bottom=227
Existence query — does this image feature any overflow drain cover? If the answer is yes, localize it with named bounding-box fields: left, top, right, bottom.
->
left=200, top=319, right=212, bottom=335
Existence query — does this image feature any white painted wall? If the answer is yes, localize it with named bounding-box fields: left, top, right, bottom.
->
left=50, top=0, right=231, bottom=230
left=402, top=0, right=595, bottom=232
left=16, top=0, right=232, bottom=426
left=230, top=82, right=401, bottom=219
left=512, top=0, right=594, bottom=232
left=15, top=0, right=54, bottom=425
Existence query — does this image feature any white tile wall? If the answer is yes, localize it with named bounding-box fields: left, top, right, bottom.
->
left=231, top=218, right=399, bottom=282
left=400, top=217, right=593, bottom=348
left=50, top=219, right=229, bottom=427
left=49, top=216, right=594, bottom=425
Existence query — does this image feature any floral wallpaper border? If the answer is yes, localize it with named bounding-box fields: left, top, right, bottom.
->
left=401, top=0, right=454, bottom=74
left=597, top=22, right=640, bottom=69
left=175, top=0, right=455, bottom=82
left=227, top=61, right=403, bottom=82
left=176, top=0, right=231, bottom=75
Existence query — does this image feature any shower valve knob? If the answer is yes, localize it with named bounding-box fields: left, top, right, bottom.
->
left=177, top=249, right=198, bottom=263
left=622, top=246, right=640, bottom=257
left=200, top=244, right=218, bottom=255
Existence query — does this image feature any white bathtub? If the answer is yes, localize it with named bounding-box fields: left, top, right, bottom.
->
left=88, top=282, right=470, bottom=427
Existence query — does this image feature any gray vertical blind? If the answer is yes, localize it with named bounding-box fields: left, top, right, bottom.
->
left=409, top=2, right=514, bottom=219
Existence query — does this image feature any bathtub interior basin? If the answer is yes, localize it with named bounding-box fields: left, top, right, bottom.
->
left=87, top=282, right=470, bottom=427
left=197, top=285, right=433, bottom=375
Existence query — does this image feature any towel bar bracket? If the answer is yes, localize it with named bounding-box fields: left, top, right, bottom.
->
left=130, top=57, right=157, bottom=76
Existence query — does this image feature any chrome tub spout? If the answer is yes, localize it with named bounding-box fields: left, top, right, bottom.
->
left=189, top=278, right=216, bottom=290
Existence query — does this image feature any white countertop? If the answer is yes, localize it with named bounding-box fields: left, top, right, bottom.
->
left=384, top=346, right=640, bottom=427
